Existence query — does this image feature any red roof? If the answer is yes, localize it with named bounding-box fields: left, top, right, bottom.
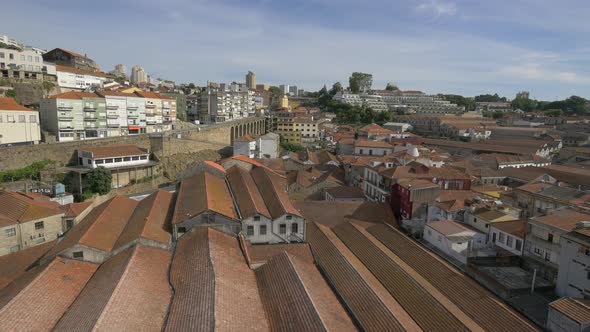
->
left=0, top=98, right=34, bottom=112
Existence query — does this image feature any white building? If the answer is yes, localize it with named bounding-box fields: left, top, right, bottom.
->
left=354, top=140, right=393, bottom=156
left=424, top=220, right=486, bottom=264
left=131, top=65, right=147, bottom=84
left=198, top=83, right=255, bottom=123
left=490, top=221, right=526, bottom=255
left=56, top=65, right=108, bottom=91
left=0, top=97, right=41, bottom=146
left=556, top=225, right=590, bottom=298
left=233, top=132, right=279, bottom=159
left=111, top=64, right=127, bottom=78
left=0, top=47, right=44, bottom=72
left=77, top=145, right=150, bottom=169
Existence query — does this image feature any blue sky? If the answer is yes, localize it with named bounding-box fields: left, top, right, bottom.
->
left=3, top=0, right=590, bottom=100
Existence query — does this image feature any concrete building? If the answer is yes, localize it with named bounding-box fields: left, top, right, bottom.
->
left=97, top=90, right=146, bottom=134
left=130, top=65, right=147, bottom=84
left=464, top=208, right=518, bottom=240
left=556, top=223, right=590, bottom=298
left=134, top=91, right=164, bottom=133
left=246, top=71, right=256, bottom=90
left=0, top=47, right=44, bottom=73
left=279, top=84, right=289, bottom=95
left=289, top=85, right=298, bottom=96
left=490, top=220, right=527, bottom=255
left=0, top=97, right=41, bottom=146
left=55, top=65, right=109, bottom=91
left=111, top=64, right=127, bottom=78
left=233, top=132, right=279, bottom=159
left=424, top=220, right=486, bottom=264
left=0, top=191, right=64, bottom=256
left=354, top=140, right=393, bottom=156
left=197, top=83, right=255, bottom=123
left=373, top=90, right=464, bottom=114
left=514, top=181, right=590, bottom=218
left=547, top=298, right=590, bottom=332
left=333, top=92, right=388, bottom=112
left=43, top=48, right=100, bottom=72
left=390, top=178, right=440, bottom=221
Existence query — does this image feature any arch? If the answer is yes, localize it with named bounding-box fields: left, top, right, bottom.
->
left=230, top=126, right=235, bottom=143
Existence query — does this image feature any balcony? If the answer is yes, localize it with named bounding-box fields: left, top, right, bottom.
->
left=107, top=122, right=120, bottom=128
left=127, top=112, right=139, bottom=118
left=58, top=104, right=73, bottom=110
left=127, top=104, right=139, bottom=110
left=84, top=114, right=97, bottom=120
left=58, top=112, right=73, bottom=120
left=145, top=104, right=155, bottom=109
left=85, top=123, right=97, bottom=128
left=106, top=104, right=119, bottom=110
left=106, top=112, right=119, bottom=119
left=58, top=123, right=74, bottom=130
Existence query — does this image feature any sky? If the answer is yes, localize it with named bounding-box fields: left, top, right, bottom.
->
left=3, top=0, right=590, bottom=100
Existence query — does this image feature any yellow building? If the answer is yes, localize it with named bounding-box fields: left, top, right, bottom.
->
left=119, top=86, right=143, bottom=94
left=279, top=95, right=289, bottom=108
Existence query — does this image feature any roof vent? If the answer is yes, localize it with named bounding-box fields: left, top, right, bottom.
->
left=576, top=221, right=590, bottom=229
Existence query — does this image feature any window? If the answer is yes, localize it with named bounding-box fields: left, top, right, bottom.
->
left=0, top=52, right=4, bottom=59
left=18, top=115, right=25, bottom=123
left=246, top=225, right=254, bottom=236
left=34, top=221, right=44, bottom=230
left=515, top=239, right=522, bottom=251
left=254, top=216, right=260, bottom=221
left=279, top=224, right=287, bottom=234
left=10, top=245, right=19, bottom=253
left=427, top=230, right=432, bottom=236
left=140, top=155, right=148, bottom=160
left=506, top=236, right=514, bottom=247
left=544, top=252, right=550, bottom=261
left=498, top=232, right=505, bottom=243
left=9, top=53, right=14, bottom=60
left=5, top=228, right=16, bottom=237
left=105, top=159, right=113, bottom=163
left=132, top=156, right=140, bottom=160
left=177, top=227, right=186, bottom=233
left=286, top=215, right=292, bottom=220
left=29, top=115, right=36, bottom=123
left=548, top=233, right=554, bottom=243
left=73, top=251, right=84, bottom=258
left=534, top=247, right=542, bottom=255
left=291, top=223, right=299, bottom=233
left=7, top=115, right=14, bottom=122
left=492, top=233, right=497, bottom=242
left=95, top=159, right=104, bottom=164
left=473, top=218, right=477, bottom=223
left=114, top=158, right=122, bottom=163
left=260, top=224, right=267, bottom=235
left=123, top=157, right=131, bottom=161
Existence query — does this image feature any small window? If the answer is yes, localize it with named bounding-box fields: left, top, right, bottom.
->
left=29, top=115, right=36, bottom=123
left=73, top=251, right=84, bottom=258
left=177, top=227, right=186, bottom=233
left=427, top=230, right=432, bottom=236
left=253, top=216, right=260, bottom=221
left=114, top=158, right=122, bottom=162
left=132, top=156, right=140, bottom=161
left=105, top=159, right=113, bottom=163
left=34, top=221, right=44, bottom=230
left=140, top=155, right=148, bottom=160
left=286, top=215, right=292, bottom=220
left=515, top=239, right=522, bottom=251
left=260, top=225, right=267, bottom=235
left=18, top=115, right=25, bottom=123
left=95, top=159, right=104, bottom=164
left=279, top=224, right=287, bottom=234
left=291, top=223, right=299, bottom=233
left=4, top=228, right=16, bottom=237
left=246, top=225, right=254, bottom=236
left=548, top=233, right=554, bottom=242
left=506, top=236, right=514, bottom=247
left=123, top=157, right=131, bottom=161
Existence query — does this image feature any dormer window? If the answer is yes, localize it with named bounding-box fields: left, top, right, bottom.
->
left=254, top=216, right=260, bottom=221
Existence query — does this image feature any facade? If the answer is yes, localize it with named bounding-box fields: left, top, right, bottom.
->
left=0, top=97, right=41, bottom=145
left=547, top=298, right=590, bottom=332
left=55, top=65, right=109, bottom=91
left=514, top=181, right=590, bottom=218
left=43, top=48, right=100, bottom=72
left=373, top=90, right=465, bottom=113
left=246, top=71, right=256, bottom=89
left=0, top=47, right=44, bottom=72
left=354, top=140, right=393, bottom=156
left=0, top=191, right=64, bottom=256
left=130, top=65, right=147, bottom=84
left=556, top=227, right=590, bottom=298
left=233, top=133, right=279, bottom=159
left=197, top=83, right=255, bottom=123
left=390, top=178, right=440, bottom=221
left=490, top=220, right=527, bottom=255
left=134, top=91, right=166, bottom=132
left=464, top=208, right=518, bottom=239
left=333, top=92, right=388, bottom=112
left=111, top=64, right=127, bottom=78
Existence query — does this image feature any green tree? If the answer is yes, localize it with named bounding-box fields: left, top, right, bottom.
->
left=385, top=83, right=399, bottom=91
left=492, top=111, right=504, bottom=119
left=511, top=93, right=537, bottom=112
left=348, top=72, right=373, bottom=93
left=5, top=90, right=16, bottom=98
left=268, top=86, right=282, bottom=96
left=188, top=83, right=196, bottom=89
left=474, top=93, right=506, bottom=102
left=544, top=109, right=563, bottom=117
left=329, top=82, right=343, bottom=95
left=440, top=94, right=475, bottom=111
left=86, top=167, right=112, bottom=195
left=280, top=141, right=305, bottom=152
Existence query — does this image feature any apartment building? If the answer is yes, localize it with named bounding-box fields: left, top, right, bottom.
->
left=56, top=65, right=109, bottom=91
left=332, top=92, right=388, bottom=112
left=514, top=181, right=590, bottom=218
left=0, top=97, right=41, bottom=145
left=0, top=191, right=65, bottom=256
left=246, top=71, right=256, bottom=89
left=134, top=91, right=164, bottom=132
left=556, top=223, right=590, bottom=298
left=233, top=132, right=279, bottom=159
left=0, top=47, right=44, bottom=72
left=197, top=83, right=255, bottom=123
left=390, top=178, right=440, bottom=220
left=97, top=91, right=146, bottom=134
left=373, top=90, right=465, bottom=113
left=43, top=48, right=100, bottom=72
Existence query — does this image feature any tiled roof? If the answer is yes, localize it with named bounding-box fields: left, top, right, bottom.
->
left=172, top=171, right=239, bottom=224
left=491, top=220, right=528, bottom=238
left=203, top=160, right=226, bottom=174
left=354, top=139, right=393, bottom=148
left=78, top=144, right=148, bottom=158
left=531, top=208, right=590, bottom=232
left=60, top=201, right=92, bottom=218
left=360, top=123, right=392, bottom=133
left=243, top=242, right=314, bottom=266
left=95, top=90, right=135, bottom=97
left=367, top=224, right=538, bottom=331
left=250, top=166, right=301, bottom=218
left=293, top=200, right=396, bottom=227
left=55, top=65, right=109, bottom=77
left=0, top=191, right=63, bottom=227
left=549, top=297, right=590, bottom=324
left=133, top=91, right=171, bottom=99
left=208, top=228, right=269, bottom=331
left=226, top=166, right=271, bottom=219
left=517, top=182, right=590, bottom=202
left=474, top=209, right=516, bottom=222
left=324, top=185, right=365, bottom=199
left=255, top=252, right=327, bottom=331
left=0, top=240, right=56, bottom=290
left=54, top=245, right=171, bottom=331
left=306, top=222, right=405, bottom=331
left=52, top=48, right=92, bottom=59
left=0, top=257, right=97, bottom=331
left=165, top=228, right=215, bottom=332
left=427, top=220, right=476, bottom=236
left=333, top=222, right=469, bottom=331
left=0, top=98, right=34, bottom=112
left=44, top=195, right=138, bottom=257
left=48, top=91, right=101, bottom=99
left=397, top=178, right=439, bottom=190
left=113, top=190, right=173, bottom=251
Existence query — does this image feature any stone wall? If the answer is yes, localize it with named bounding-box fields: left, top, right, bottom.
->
left=0, top=117, right=264, bottom=171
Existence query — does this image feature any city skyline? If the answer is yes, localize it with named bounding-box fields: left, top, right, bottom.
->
left=3, top=0, right=590, bottom=100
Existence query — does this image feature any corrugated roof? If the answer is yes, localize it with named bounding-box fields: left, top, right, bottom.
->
left=549, top=297, right=590, bottom=324
left=427, top=220, right=477, bottom=236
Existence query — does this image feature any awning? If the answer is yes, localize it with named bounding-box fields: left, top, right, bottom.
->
left=128, top=126, right=140, bottom=130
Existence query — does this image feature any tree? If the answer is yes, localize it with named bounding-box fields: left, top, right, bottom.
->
left=5, top=89, right=16, bottom=98
left=280, top=141, right=305, bottom=152
left=474, top=93, right=506, bottom=102
left=440, top=94, right=475, bottom=111
left=492, top=111, right=504, bottom=119
left=86, top=167, right=112, bottom=195
left=511, top=93, right=537, bottom=112
left=349, top=72, right=373, bottom=93
left=329, top=82, right=343, bottom=95
left=385, top=83, right=399, bottom=91
left=188, top=83, right=196, bottom=89
left=544, top=109, right=563, bottom=117
left=268, top=86, right=282, bottom=96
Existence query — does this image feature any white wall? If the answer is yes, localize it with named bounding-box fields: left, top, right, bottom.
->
left=56, top=70, right=106, bottom=90
left=556, top=235, right=590, bottom=298
left=423, top=225, right=471, bottom=264
left=354, top=146, right=392, bottom=156
left=0, top=110, right=41, bottom=145
left=490, top=228, right=524, bottom=255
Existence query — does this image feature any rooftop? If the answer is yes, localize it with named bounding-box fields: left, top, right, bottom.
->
left=0, top=98, right=34, bottom=112
left=550, top=298, right=590, bottom=324
left=78, top=144, right=148, bottom=159
left=427, top=220, right=478, bottom=236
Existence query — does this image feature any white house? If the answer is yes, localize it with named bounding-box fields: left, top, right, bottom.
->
left=233, top=132, right=279, bottom=159
left=556, top=225, right=590, bottom=298
left=77, top=145, right=150, bottom=169
left=55, top=65, right=108, bottom=91
left=490, top=220, right=527, bottom=255
left=423, top=219, right=486, bottom=264
left=354, top=140, right=393, bottom=156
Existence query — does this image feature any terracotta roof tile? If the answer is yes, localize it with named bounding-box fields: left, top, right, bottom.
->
left=324, top=186, right=365, bottom=199
left=250, top=167, right=301, bottom=219
left=531, top=208, right=590, bottom=232
left=55, top=65, right=109, bottom=77
left=292, top=200, right=396, bottom=227
left=48, top=91, right=101, bottom=99
left=226, top=166, right=271, bottom=219
left=0, top=257, right=98, bottom=331
left=113, top=190, right=173, bottom=250
left=243, top=242, right=314, bottom=266
left=0, top=191, right=63, bottom=226
left=354, top=139, right=393, bottom=148
left=172, top=171, right=239, bottom=225
left=0, top=98, right=34, bottom=112
left=78, top=144, right=148, bottom=159
left=60, top=201, right=92, bottom=218
left=0, top=240, right=56, bottom=291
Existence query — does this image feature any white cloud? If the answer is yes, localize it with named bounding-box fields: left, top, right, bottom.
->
left=416, top=0, right=458, bottom=17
